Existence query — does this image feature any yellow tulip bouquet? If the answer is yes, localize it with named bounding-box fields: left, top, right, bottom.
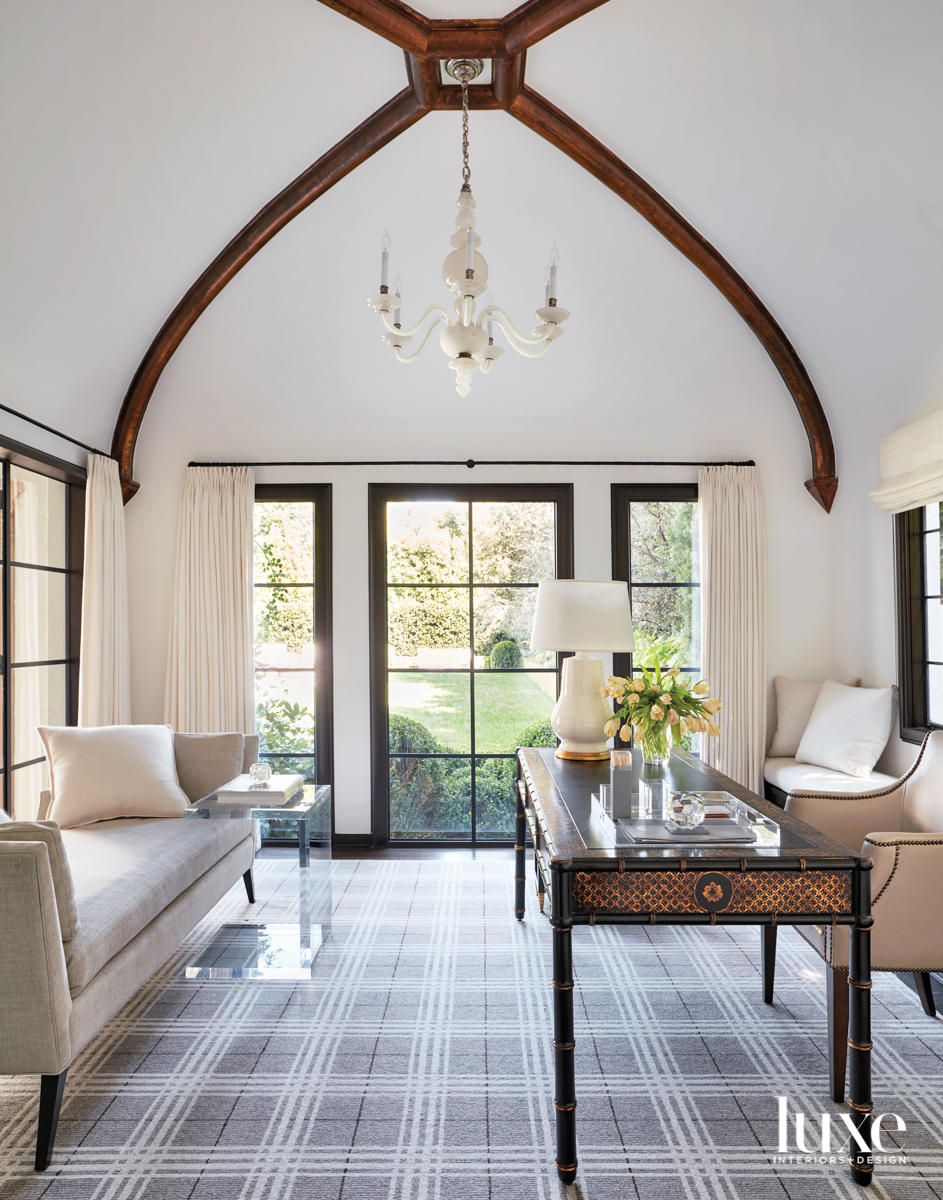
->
left=600, top=665, right=722, bottom=764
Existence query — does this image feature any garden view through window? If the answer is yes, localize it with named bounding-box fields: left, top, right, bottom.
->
left=612, top=485, right=700, bottom=752
left=253, top=487, right=332, bottom=838
left=381, top=492, right=567, bottom=841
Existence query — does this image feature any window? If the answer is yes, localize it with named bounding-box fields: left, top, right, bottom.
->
left=896, top=503, right=943, bottom=741
left=0, top=441, right=85, bottom=818
left=253, top=485, right=333, bottom=835
left=611, top=484, right=700, bottom=738
left=370, top=484, right=573, bottom=844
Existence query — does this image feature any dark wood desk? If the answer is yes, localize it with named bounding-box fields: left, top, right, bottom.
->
left=515, top=747, right=874, bottom=1187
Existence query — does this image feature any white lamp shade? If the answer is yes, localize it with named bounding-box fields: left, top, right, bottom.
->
left=530, top=579, right=635, bottom=653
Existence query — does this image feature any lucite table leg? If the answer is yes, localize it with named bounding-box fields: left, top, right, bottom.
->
left=515, top=760, right=526, bottom=921
left=848, top=859, right=874, bottom=1186
left=297, top=816, right=311, bottom=970
left=551, top=860, right=577, bottom=1184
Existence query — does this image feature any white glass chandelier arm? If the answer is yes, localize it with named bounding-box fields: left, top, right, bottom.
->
left=391, top=316, right=448, bottom=362
left=481, top=313, right=553, bottom=356
left=380, top=304, right=453, bottom=337
left=497, top=335, right=552, bottom=359
left=476, top=305, right=552, bottom=346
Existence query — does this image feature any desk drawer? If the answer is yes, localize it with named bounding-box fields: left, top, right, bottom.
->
left=573, top=867, right=852, bottom=917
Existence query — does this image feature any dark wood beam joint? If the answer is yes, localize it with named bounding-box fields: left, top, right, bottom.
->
left=435, top=84, right=502, bottom=110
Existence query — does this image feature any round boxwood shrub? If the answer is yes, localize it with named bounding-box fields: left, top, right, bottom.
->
left=490, top=639, right=523, bottom=669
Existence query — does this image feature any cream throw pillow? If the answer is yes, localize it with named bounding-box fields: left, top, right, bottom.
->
left=794, top=680, right=894, bottom=778
left=768, top=676, right=861, bottom=758
left=39, top=725, right=189, bottom=828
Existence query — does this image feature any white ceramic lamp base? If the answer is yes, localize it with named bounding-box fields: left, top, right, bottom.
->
left=550, top=652, right=613, bottom=761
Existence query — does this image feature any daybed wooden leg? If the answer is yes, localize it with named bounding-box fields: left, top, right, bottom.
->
left=827, top=967, right=849, bottom=1104
left=243, top=868, right=255, bottom=904
left=35, top=1068, right=67, bottom=1171
left=762, top=925, right=777, bottom=1004
left=914, top=971, right=936, bottom=1017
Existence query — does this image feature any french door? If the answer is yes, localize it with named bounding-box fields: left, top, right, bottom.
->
left=370, top=484, right=573, bottom=844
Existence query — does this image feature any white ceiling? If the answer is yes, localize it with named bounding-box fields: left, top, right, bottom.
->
left=0, top=0, right=941, bottom=481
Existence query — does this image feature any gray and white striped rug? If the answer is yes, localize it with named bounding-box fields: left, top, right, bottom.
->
left=1, top=856, right=942, bottom=1200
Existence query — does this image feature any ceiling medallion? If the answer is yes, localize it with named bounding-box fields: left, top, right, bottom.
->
left=366, top=57, right=569, bottom=396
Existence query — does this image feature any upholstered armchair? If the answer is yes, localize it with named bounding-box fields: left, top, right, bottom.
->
left=766, top=731, right=943, bottom=1102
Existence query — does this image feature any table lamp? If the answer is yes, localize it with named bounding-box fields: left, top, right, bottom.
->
left=530, top=579, right=635, bottom=760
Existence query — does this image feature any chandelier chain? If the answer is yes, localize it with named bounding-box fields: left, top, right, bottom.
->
left=461, top=79, right=471, bottom=189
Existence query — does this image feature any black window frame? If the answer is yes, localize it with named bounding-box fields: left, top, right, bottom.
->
left=0, top=435, right=85, bottom=817
left=254, top=483, right=334, bottom=831
left=610, top=482, right=700, bottom=684
left=369, top=482, right=574, bottom=847
left=896, top=506, right=939, bottom=743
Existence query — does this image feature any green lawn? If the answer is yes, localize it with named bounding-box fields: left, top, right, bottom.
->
left=389, top=670, right=554, bottom=753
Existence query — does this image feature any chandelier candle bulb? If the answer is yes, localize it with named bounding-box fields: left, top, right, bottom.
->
left=380, top=230, right=391, bottom=291
left=393, top=275, right=402, bottom=327
left=549, top=245, right=559, bottom=302
left=465, top=228, right=475, bottom=277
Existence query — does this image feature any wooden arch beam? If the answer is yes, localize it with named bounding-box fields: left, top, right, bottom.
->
left=111, top=0, right=837, bottom=510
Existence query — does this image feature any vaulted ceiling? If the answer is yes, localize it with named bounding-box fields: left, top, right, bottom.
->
left=1, top=0, right=942, bottom=513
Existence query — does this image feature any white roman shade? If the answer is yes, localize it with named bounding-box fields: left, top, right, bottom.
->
left=871, top=408, right=943, bottom=514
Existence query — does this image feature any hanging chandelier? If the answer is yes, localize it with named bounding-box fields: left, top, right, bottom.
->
left=367, top=57, right=570, bottom=397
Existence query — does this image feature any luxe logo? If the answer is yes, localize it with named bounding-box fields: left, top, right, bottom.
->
left=773, top=1097, right=907, bottom=1165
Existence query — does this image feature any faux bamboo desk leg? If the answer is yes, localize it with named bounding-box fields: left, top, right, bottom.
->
left=848, top=859, right=874, bottom=1186
left=551, top=860, right=578, bottom=1184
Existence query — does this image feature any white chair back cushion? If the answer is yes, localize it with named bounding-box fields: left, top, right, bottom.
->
left=768, top=676, right=860, bottom=758
left=795, top=680, right=893, bottom=778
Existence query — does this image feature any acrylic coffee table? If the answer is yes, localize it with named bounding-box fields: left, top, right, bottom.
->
left=183, top=783, right=331, bottom=980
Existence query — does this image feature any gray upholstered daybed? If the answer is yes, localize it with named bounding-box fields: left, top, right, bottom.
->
left=0, top=730, right=259, bottom=1170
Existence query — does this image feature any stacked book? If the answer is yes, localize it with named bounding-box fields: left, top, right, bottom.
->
left=213, top=774, right=305, bottom=805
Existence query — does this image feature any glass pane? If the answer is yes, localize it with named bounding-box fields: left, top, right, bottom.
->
left=472, top=502, right=555, bottom=583
left=253, top=502, right=314, bottom=584
left=389, top=672, right=470, bottom=753
left=10, top=466, right=66, bottom=568
left=630, top=501, right=699, bottom=584
left=256, top=670, right=315, bottom=755
left=474, top=757, right=517, bottom=840
left=12, top=760, right=49, bottom=821
left=254, top=586, right=314, bottom=668
left=388, top=586, right=469, bottom=668
left=927, top=599, right=943, bottom=664
left=13, top=664, right=66, bottom=766
left=473, top=672, right=555, bottom=753
left=926, top=527, right=942, bottom=597
left=387, top=502, right=469, bottom=584
left=930, top=664, right=943, bottom=726
left=631, top=585, right=700, bottom=670
left=925, top=502, right=942, bottom=534
left=390, top=756, right=471, bottom=840
left=12, top=566, right=66, bottom=663
left=473, top=587, right=554, bottom=668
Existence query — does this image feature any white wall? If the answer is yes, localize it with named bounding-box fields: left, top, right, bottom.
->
left=3, top=0, right=941, bottom=827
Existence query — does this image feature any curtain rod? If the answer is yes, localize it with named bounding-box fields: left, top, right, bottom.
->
left=0, top=402, right=111, bottom=458
left=187, top=458, right=756, bottom=468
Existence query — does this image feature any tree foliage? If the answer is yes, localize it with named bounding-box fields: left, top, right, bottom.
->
left=254, top=503, right=313, bottom=654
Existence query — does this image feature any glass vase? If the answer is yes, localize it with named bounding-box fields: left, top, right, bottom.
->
left=639, top=725, right=671, bottom=767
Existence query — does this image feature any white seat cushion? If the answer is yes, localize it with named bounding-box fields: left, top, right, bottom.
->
left=61, top=816, right=251, bottom=995
left=764, top=757, right=897, bottom=796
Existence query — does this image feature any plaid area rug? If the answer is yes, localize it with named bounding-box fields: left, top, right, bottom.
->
left=1, top=856, right=942, bottom=1200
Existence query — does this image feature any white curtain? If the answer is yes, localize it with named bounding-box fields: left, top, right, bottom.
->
left=78, top=454, right=131, bottom=726
left=699, top=465, right=768, bottom=794
left=871, top=407, right=943, bottom=514
left=164, top=467, right=255, bottom=733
